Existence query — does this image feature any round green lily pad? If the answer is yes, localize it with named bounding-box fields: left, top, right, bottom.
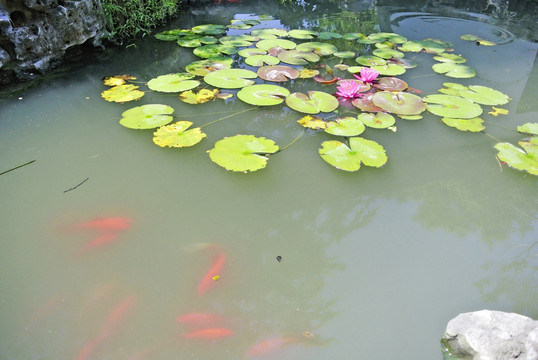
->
left=155, top=29, right=192, bottom=41
left=517, top=123, right=538, bottom=136
left=237, top=84, right=290, bottom=106
left=372, top=48, right=405, bottom=59
left=147, top=73, right=200, bottom=93
left=372, top=63, right=406, bottom=76
left=288, top=29, right=318, bottom=39
left=399, top=40, right=447, bottom=54
left=208, top=134, right=279, bottom=172
left=318, top=32, right=342, bottom=40
left=433, top=53, right=467, bottom=64
left=438, top=82, right=469, bottom=95
left=153, top=121, right=206, bottom=147
left=238, top=48, right=267, bottom=57
left=219, top=35, right=258, bottom=47
left=245, top=55, right=280, bottom=67
left=285, top=91, right=339, bottom=114
left=358, top=112, right=396, bottom=129
left=324, top=117, right=365, bottom=137
left=177, top=35, right=218, bottom=47
left=120, top=104, right=174, bottom=129
left=355, top=55, right=386, bottom=66
left=458, top=85, right=510, bottom=106
left=250, top=28, right=288, bottom=39
left=432, top=63, right=476, bottom=78
left=424, top=94, right=483, bottom=119
left=319, top=137, right=387, bottom=171
left=494, top=140, right=538, bottom=176
left=185, top=57, right=233, bottom=76
left=372, top=91, right=426, bottom=115
left=256, top=39, right=296, bottom=51
left=257, top=65, right=299, bottom=82
left=204, top=69, right=257, bottom=89
left=441, top=117, right=485, bottom=132
left=343, top=32, right=365, bottom=41
left=296, top=42, right=338, bottom=56
left=368, top=32, right=407, bottom=44
left=193, top=44, right=238, bottom=58
left=191, top=24, right=227, bottom=35
left=278, top=50, right=320, bottom=65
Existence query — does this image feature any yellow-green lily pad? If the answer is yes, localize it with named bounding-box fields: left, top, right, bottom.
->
left=256, top=39, right=296, bottom=51
left=277, top=50, right=320, bottom=65
left=495, top=138, right=538, bottom=175
left=458, top=85, right=510, bottom=106
left=518, top=123, right=538, bottom=136
left=177, top=35, right=218, bottom=47
left=441, top=117, right=485, bottom=132
left=319, top=137, right=387, bottom=171
left=288, top=29, right=318, bottom=39
left=372, top=48, right=405, bottom=59
left=355, top=55, right=387, bottom=66
left=285, top=91, right=339, bottom=114
left=372, top=91, right=426, bottom=116
left=204, top=69, right=257, bottom=89
left=432, top=63, right=476, bottom=78
left=238, top=48, right=267, bottom=57
left=245, top=55, right=280, bottom=67
left=193, top=44, right=238, bottom=58
left=297, top=115, right=327, bottom=130
left=433, top=53, right=467, bottom=64
left=219, top=35, right=257, bottom=47
left=185, top=57, right=233, bottom=76
left=424, top=94, right=483, bottom=118
left=250, top=28, right=288, bottom=39
left=237, top=84, right=290, bottom=106
left=318, top=32, right=342, bottom=40
left=119, top=104, right=174, bottom=129
left=372, top=63, right=406, bottom=76
left=324, top=117, right=365, bottom=137
left=399, top=39, right=448, bottom=54
left=153, top=121, right=206, bottom=148
left=191, top=24, right=227, bottom=35
left=147, top=73, right=200, bottom=93
left=296, top=42, right=338, bottom=56
left=179, top=89, right=219, bottom=104
left=368, top=32, right=407, bottom=44
left=358, top=112, right=396, bottom=129
left=208, top=134, right=279, bottom=172
left=101, top=84, right=144, bottom=103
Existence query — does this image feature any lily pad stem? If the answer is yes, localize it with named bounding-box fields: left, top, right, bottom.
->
left=200, top=107, right=258, bottom=128
left=277, top=129, right=306, bottom=153
left=481, top=131, right=502, bottom=143
left=0, top=159, right=36, bottom=176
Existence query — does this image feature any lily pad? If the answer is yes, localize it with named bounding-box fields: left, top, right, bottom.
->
left=101, top=84, right=144, bottom=103
left=237, top=84, right=290, bottom=106
left=458, top=85, right=510, bottom=106
left=355, top=55, right=386, bottom=66
left=179, top=89, right=219, bottom=104
left=372, top=48, right=405, bottom=59
left=257, top=65, right=299, bottom=82
left=372, top=77, right=407, bottom=91
left=193, top=44, right=238, bottom=58
left=278, top=50, right=320, bottom=65
left=155, top=29, right=192, bottom=41
left=219, top=35, right=257, bottom=47
left=495, top=139, right=538, bottom=175
left=285, top=91, right=339, bottom=114
left=441, top=117, right=485, bottom=132
left=250, top=28, right=288, bottom=39
left=368, top=32, right=407, bottom=44
left=319, top=137, right=387, bottom=171
left=191, top=24, right=227, bottom=35
left=432, top=63, right=476, bottom=78
left=298, top=68, right=320, bottom=78
left=119, top=104, right=174, bottom=129
left=324, top=117, right=365, bottom=137
left=238, top=48, right=267, bottom=57
left=177, top=35, right=218, bottom=47
left=358, top=112, right=396, bottom=129
left=296, top=42, right=338, bottom=56
left=288, top=29, right=318, bottom=39
left=208, top=135, right=279, bottom=172
left=204, top=69, right=257, bottom=89
left=399, top=39, right=448, bottom=54
left=343, top=32, right=365, bottom=41
left=460, top=34, right=496, bottom=46
left=433, top=53, right=467, bottom=64
left=245, top=55, right=280, bottom=67
left=256, top=39, right=296, bottom=51
left=153, top=121, right=206, bottom=147
left=102, top=74, right=136, bottom=86
left=318, top=32, right=342, bottom=40
left=372, top=63, right=406, bottom=76
left=438, top=82, right=469, bottom=96
left=518, top=123, right=538, bottom=136
left=351, top=91, right=384, bottom=112
left=372, top=91, right=426, bottom=115
left=147, top=73, right=200, bottom=93
left=423, top=94, right=483, bottom=118
left=387, top=57, right=417, bottom=69
left=185, top=57, right=233, bottom=76
left=334, top=51, right=356, bottom=59
left=297, top=115, right=327, bottom=130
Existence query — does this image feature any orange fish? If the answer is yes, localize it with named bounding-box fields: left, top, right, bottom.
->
left=77, top=233, right=119, bottom=254
left=75, top=217, right=131, bottom=232
left=183, top=327, right=233, bottom=339
left=177, top=312, right=226, bottom=328
left=77, top=295, right=136, bottom=360
left=245, top=336, right=295, bottom=358
left=197, top=251, right=226, bottom=295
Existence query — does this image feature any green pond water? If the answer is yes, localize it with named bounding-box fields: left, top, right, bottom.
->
left=1, top=0, right=537, bottom=359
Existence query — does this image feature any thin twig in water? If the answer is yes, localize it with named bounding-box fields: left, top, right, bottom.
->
left=63, top=177, right=89, bottom=193
left=0, top=160, right=36, bottom=176
left=200, top=107, right=258, bottom=128
left=278, top=129, right=307, bottom=153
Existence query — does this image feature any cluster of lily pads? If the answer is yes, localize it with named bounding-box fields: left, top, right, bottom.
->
left=100, top=16, right=537, bottom=175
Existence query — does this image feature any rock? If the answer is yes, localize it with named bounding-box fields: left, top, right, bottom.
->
left=0, top=0, right=108, bottom=84
left=442, top=310, right=538, bottom=360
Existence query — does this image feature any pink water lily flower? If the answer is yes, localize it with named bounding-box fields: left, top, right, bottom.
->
left=354, top=67, right=380, bottom=83
left=335, top=80, right=363, bottom=99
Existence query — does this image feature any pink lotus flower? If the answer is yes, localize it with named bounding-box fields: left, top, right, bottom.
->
left=353, top=67, right=380, bottom=83
left=335, top=80, right=363, bottom=99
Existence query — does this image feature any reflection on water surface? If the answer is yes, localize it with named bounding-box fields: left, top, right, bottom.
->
left=0, top=0, right=536, bottom=359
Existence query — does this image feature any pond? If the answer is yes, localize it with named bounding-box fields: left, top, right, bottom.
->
left=1, top=0, right=537, bottom=359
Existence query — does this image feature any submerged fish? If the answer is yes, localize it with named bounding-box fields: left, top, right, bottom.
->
left=245, top=336, right=295, bottom=358
left=183, top=327, right=234, bottom=339
left=77, top=233, right=119, bottom=254
left=197, top=251, right=226, bottom=295
left=74, top=217, right=131, bottom=232
left=177, top=312, right=226, bottom=327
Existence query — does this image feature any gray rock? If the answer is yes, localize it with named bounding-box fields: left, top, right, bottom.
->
left=443, top=310, right=538, bottom=360
left=0, top=0, right=108, bottom=84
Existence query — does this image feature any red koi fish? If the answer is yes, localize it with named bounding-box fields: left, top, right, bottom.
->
left=245, top=336, right=295, bottom=358
left=177, top=312, right=226, bottom=328
left=77, top=233, right=119, bottom=255
left=75, top=217, right=131, bottom=232
left=197, top=251, right=226, bottom=295
left=77, top=295, right=136, bottom=360
left=183, top=327, right=233, bottom=339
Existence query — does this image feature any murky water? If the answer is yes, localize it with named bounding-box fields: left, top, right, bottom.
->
left=1, top=0, right=537, bottom=359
